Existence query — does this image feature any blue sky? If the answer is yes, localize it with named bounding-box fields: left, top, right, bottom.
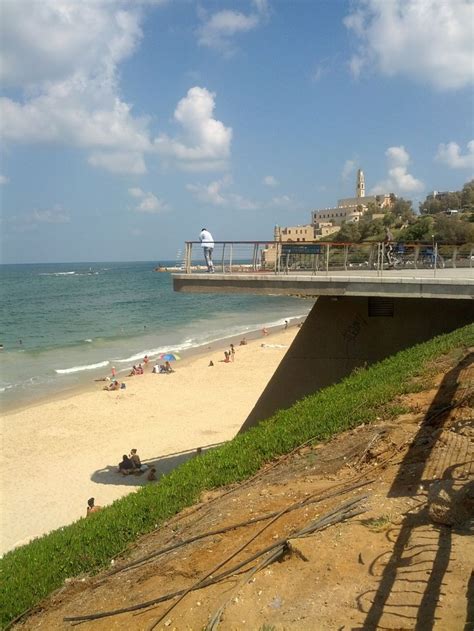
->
left=1, top=0, right=473, bottom=263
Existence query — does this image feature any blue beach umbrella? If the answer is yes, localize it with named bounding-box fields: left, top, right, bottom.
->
left=160, top=353, right=181, bottom=361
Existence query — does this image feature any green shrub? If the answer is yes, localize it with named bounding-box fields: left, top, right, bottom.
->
left=1, top=323, right=473, bottom=627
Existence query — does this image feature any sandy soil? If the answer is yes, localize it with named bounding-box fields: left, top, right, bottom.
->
left=0, top=326, right=299, bottom=555
left=13, top=348, right=474, bottom=631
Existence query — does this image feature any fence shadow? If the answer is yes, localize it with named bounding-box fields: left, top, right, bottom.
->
left=357, top=352, right=472, bottom=630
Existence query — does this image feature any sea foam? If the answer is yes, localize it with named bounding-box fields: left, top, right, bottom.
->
left=55, top=360, right=109, bottom=375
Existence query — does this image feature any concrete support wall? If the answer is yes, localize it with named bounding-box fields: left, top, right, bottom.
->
left=240, top=296, right=474, bottom=433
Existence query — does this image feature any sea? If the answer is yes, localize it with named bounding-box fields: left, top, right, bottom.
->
left=0, top=262, right=312, bottom=411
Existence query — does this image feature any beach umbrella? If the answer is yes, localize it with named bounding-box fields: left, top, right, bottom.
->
left=160, top=353, right=180, bottom=361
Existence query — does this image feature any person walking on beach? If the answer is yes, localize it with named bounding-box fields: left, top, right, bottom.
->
left=199, top=228, right=215, bottom=272
left=230, top=343, right=235, bottom=361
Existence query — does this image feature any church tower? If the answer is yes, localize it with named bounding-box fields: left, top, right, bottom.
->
left=356, top=169, right=365, bottom=198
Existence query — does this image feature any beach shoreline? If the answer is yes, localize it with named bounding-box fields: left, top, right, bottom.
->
left=0, top=322, right=302, bottom=556
left=0, top=314, right=309, bottom=415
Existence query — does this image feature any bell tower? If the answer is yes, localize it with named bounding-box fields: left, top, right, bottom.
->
left=356, top=169, right=365, bottom=198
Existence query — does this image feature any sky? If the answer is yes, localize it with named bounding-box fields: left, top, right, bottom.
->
left=0, top=0, right=473, bottom=263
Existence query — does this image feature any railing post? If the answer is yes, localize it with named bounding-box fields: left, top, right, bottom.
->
left=433, top=242, right=438, bottom=277
left=325, top=243, right=330, bottom=275
left=343, top=245, right=348, bottom=271
left=221, top=243, right=226, bottom=273
left=229, top=243, right=233, bottom=274
left=185, top=242, right=191, bottom=274
left=452, top=245, right=457, bottom=269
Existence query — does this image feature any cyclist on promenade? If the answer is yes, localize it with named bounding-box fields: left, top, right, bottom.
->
left=383, top=227, right=395, bottom=267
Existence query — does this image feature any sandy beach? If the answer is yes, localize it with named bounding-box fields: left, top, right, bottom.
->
left=0, top=325, right=299, bottom=556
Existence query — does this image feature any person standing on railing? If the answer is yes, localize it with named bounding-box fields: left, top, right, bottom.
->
left=199, top=227, right=215, bottom=273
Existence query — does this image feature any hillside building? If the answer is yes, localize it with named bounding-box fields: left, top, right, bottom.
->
left=312, top=169, right=393, bottom=227
left=262, top=169, right=395, bottom=266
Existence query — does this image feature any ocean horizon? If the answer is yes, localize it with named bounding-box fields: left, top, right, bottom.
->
left=0, top=261, right=313, bottom=410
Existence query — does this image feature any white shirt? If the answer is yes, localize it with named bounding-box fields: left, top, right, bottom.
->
left=199, top=229, right=214, bottom=248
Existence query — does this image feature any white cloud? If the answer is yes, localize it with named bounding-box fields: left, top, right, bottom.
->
left=197, top=1, right=268, bottom=54
left=187, top=175, right=260, bottom=210
left=263, top=175, right=279, bottom=187
left=0, top=174, right=9, bottom=185
left=128, top=187, right=168, bottom=214
left=31, top=207, right=70, bottom=224
left=342, top=160, right=356, bottom=181
left=371, top=145, right=424, bottom=194
left=436, top=140, right=474, bottom=170
left=344, top=0, right=474, bottom=90
left=128, top=187, right=145, bottom=198
left=0, top=2, right=141, bottom=87
left=7, top=205, right=71, bottom=232
left=386, top=146, right=410, bottom=168
left=0, top=1, right=157, bottom=174
left=268, top=195, right=293, bottom=208
left=88, top=151, right=147, bottom=175
left=156, top=87, right=232, bottom=171
left=229, top=194, right=260, bottom=211
left=187, top=176, right=232, bottom=206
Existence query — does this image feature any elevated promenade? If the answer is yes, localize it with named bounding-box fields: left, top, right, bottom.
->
left=173, top=241, right=473, bottom=430
left=173, top=268, right=473, bottom=300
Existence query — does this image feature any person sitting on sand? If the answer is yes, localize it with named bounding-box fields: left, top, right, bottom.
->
left=118, top=454, right=135, bottom=475
left=223, top=351, right=230, bottom=363
left=137, top=363, right=144, bottom=375
left=104, top=380, right=120, bottom=391
left=164, top=360, right=174, bottom=373
left=86, top=497, right=102, bottom=516
left=147, top=467, right=157, bottom=481
left=239, top=338, right=247, bottom=345
left=129, top=448, right=142, bottom=469
left=208, top=360, right=214, bottom=367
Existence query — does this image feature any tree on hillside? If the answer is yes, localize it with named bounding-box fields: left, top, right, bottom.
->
left=461, top=180, right=474, bottom=211
left=333, top=221, right=361, bottom=243
left=389, top=198, right=415, bottom=222
left=359, top=216, right=384, bottom=240
left=420, top=190, right=462, bottom=214
left=398, top=215, right=435, bottom=242
left=433, top=215, right=474, bottom=244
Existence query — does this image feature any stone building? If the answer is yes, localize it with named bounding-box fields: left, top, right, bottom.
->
left=262, top=169, right=394, bottom=265
left=311, top=169, right=393, bottom=227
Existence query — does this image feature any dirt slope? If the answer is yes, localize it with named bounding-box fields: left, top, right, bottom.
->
left=16, top=351, right=474, bottom=631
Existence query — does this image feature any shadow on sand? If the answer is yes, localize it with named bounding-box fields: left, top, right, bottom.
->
left=90, top=442, right=224, bottom=487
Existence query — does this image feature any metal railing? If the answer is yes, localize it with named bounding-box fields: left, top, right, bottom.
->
left=180, top=241, right=474, bottom=276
